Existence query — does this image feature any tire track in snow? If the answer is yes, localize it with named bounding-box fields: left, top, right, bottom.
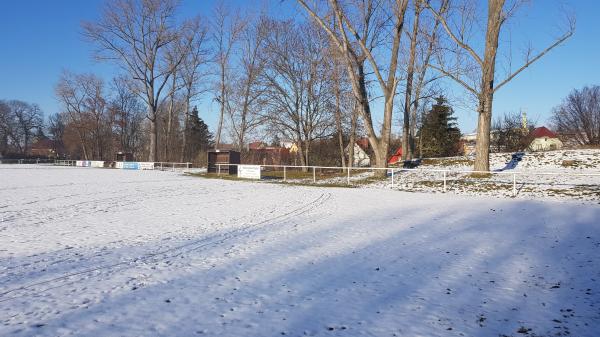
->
left=0, top=192, right=331, bottom=304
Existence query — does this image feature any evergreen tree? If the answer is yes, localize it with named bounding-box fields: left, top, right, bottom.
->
left=418, top=96, right=461, bottom=157
left=186, top=106, right=214, bottom=161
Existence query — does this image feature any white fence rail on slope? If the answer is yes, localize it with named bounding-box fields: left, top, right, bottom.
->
left=49, top=160, right=192, bottom=171
left=214, top=163, right=600, bottom=199
left=0, top=158, right=56, bottom=164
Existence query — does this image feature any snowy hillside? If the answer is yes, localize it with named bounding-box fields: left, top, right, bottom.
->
left=1, top=165, right=599, bottom=336
left=382, top=149, right=600, bottom=201
left=276, top=150, right=600, bottom=201
left=418, top=149, right=600, bottom=172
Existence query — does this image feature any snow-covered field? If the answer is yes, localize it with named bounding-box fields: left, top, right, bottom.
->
left=1, top=165, right=599, bottom=336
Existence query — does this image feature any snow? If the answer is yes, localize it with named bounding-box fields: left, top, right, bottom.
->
left=1, top=165, right=599, bottom=336
left=280, top=150, right=600, bottom=201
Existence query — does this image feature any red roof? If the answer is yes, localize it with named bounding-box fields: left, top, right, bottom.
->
left=356, top=137, right=369, bottom=151
left=248, top=141, right=266, bottom=150
left=530, top=126, right=557, bottom=139
left=31, top=139, right=58, bottom=150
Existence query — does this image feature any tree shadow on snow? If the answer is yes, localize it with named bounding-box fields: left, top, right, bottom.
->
left=4, top=194, right=600, bottom=337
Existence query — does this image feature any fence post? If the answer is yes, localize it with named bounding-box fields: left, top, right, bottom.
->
left=347, top=167, right=351, bottom=185
left=283, top=166, right=287, bottom=181
left=218, top=164, right=221, bottom=175
left=512, top=173, right=516, bottom=197
left=313, top=166, right=316, bottom=183
left=443, top=171, right=447, bottom=193
left=391, top=169, right=394, bottom=187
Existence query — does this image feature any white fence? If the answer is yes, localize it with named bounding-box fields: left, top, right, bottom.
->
left=0, top=158, right=56, bottom=164
left=214, top=163, right=600, bottom=198
left=51, top=160, right=192, bottom=171
left=3, top=158, right=597, bottom=199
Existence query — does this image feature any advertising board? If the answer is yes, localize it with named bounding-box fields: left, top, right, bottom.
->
left=237, top=165, right=261, bottom=179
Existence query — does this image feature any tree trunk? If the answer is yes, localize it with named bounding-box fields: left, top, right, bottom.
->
left=76, top=127, right=88, bottom=160
left=474, top=0, right=503, bottom=172
left=402, top=0, right=421, bottom=161
left=168, top=71, right=178, bottom=161
left=371, top=93, right=394, bottom=177
left=474, top=94, right=493, bottom=171
left=296, top=135, right=307, bottom=172
left=215, top=64, right=226, bottom=149
left=180, top=102, right=189, bottom=163
left=334, top=78, right=346, bottom=168
left=148, top=114, right=158, bottom=162
left=347, top=102, right=358, bottom=167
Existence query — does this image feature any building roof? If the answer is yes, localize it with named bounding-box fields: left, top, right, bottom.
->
left=214, top=143, right=235, bottom=151
left=530, top=126, right=558, bottom=139
left=31, top=139, right=58, bottom=150
left=248, top=141, right=266, bottom=150
left=356, top=137, right=369, bottom=151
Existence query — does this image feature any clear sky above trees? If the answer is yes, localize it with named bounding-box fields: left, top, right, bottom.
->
left=0, top=0, right=598, bottom=134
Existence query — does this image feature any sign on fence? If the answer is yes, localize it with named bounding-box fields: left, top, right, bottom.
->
left=138, top=162, right=155, bottom=170
left=122, top=162, right=140, bottom=170
left=75, top=160, right=104, bottom=168
left=237, top=165, right=261, bottom=179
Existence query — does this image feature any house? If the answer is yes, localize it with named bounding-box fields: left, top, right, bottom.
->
left=29, top=139, right=64, bottom=158
left=248, top=141, right=266, bottom=150
left=527, top=126, right=563, bottom=152
left=345, top=138, right=370, bottom=167
left=244, top=146, right=291, bottom=166
left=280, top=140, right=299, bottom=154
left=460, top=132, right=477, bottom=155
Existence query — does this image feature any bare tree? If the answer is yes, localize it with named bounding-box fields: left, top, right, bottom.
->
left=55, top=72, right=109, bottom=160
left=212, top=1, right=245, bottom=149
left=0, top=100, right=43, bottom=155
left=0, top=100, right=11, bottom=155
left=227, top=16, right=269, bottom=151
left=330, top=52, right=347, bottom=168
left=492, top=111, right=533, bottom=152
left=552, top=85, right=600, bottom=146
left=297, top=0, right=410, bottom=175
left=425, top=0, right=574, bottom=171
left=179, top=17, right=210, bottom=162
left=109, top=76, right=146, bottom=157
left=401, top=0, right=423, bottom=161
left=82, top=0, right=189, bottom=161
left=262, top=19, right=335, bottom=168
left=401, top=0, right=447, bottom=160
left=408, top=0, right=446, bottom=158
left=47, top=112, right=67, bottom=148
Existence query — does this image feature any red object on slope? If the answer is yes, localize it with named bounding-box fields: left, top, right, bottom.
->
left=388, top=147, right=403, bottom=165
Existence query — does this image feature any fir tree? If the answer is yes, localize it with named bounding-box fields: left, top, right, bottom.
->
left=186, top=106, right=214, bottom=160
left=418, top=96, right=461, bottom=157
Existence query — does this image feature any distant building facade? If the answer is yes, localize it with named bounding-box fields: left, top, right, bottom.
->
left=527, top=127, right=563, bottom=152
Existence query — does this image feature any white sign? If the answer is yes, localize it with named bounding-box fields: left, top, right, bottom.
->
left=90, top=161, right=105, bottom=168
left=237, top=165, right=261, bottom=179
left=138, top=162, right=155, bottom=170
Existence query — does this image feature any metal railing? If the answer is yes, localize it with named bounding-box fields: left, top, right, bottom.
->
left=153, top=162, right=192, bottom=171
left=214, top=163, right=600, bottom=198
left=0, top=158, right=57, bottom=164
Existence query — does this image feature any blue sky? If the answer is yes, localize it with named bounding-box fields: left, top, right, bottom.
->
left=0, top=0, right=598, bottom=135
